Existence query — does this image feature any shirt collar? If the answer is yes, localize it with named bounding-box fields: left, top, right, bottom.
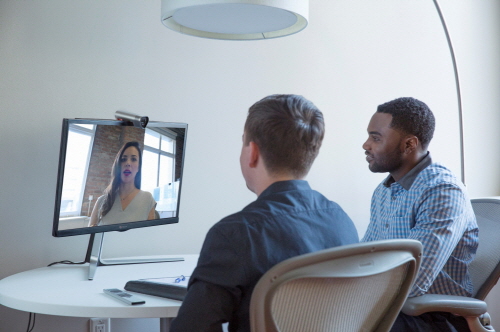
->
left=258, top=180, right=311, bottom=199
left=383, top=152, right=432, bottom=190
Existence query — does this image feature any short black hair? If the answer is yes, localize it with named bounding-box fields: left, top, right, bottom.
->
left=377, top=97, right=435, bottom=149
left=244, top=94, right=325, bottom=178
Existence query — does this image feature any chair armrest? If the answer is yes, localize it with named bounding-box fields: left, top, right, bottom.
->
left=402, top=294, right=487, bottom=317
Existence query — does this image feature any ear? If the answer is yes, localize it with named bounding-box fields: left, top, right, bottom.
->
left=403, top=135, right=419, bottom=154
left=248, top=141, right=260, bottom=168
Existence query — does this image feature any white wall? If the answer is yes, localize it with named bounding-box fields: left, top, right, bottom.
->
left=0, top=1, right=499, bottom=331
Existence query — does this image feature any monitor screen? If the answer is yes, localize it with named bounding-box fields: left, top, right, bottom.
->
left=52, top=118, right=187, bottom=237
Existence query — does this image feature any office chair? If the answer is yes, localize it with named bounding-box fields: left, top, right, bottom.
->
left=403, top=197, right=500, bottom=332
left=249, top=239, right=422, bottom=332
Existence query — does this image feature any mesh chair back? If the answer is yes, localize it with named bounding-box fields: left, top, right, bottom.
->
left=250, top=239, right=422, bottom=332
left=470, top=198, right=500, bottom=300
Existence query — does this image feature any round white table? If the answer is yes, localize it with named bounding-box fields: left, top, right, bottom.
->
left=0, top=255, right=197, bottom=331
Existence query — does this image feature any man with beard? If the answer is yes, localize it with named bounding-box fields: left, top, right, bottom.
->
left=361, top=97, right=478, bottom=332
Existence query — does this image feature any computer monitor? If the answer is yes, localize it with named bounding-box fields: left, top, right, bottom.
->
left=52, top=118, right=188, bottom=279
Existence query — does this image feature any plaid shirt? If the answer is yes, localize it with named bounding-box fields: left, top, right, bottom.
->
left=362, top=153, right=478, bottom=297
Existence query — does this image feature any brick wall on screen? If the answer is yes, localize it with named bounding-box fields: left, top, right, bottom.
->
left=80, top=126, right=145, bottom=216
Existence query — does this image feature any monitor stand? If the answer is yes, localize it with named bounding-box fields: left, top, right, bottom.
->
left=85, top=233, right=184, bottom=280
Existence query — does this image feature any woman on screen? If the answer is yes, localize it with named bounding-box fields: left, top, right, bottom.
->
left=89, top=141, right=156, bottom=226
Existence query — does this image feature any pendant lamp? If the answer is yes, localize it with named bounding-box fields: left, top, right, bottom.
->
left=161, top=0, right=308, bottom=40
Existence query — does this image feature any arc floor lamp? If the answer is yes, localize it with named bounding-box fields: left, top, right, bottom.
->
left=432, top=0, right=466, bottom=185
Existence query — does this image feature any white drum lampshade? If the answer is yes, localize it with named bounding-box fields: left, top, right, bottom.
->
left=161, top=0, right=308, bottom=40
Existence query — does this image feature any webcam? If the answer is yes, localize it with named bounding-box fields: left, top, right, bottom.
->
left=115, top=110, right=149, bottom=129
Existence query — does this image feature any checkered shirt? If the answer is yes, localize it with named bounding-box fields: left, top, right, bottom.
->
left=362, top=158, right=478, bottom=297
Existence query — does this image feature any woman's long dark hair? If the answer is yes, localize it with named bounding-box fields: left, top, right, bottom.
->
left=100, top=141, right=142, bottom=218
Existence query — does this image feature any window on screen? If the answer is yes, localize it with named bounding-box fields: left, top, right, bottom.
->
left=60, top=124, right=95, bottom=217
left=142, top=129, right=178, bottom=217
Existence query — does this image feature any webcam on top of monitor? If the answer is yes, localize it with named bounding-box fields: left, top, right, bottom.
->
left=115, top=110, right=149, bottom=129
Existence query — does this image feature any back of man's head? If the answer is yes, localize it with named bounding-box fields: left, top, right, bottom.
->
left=377, top=97, right=435, bottom=150
left=244, top=94, right=325, bottom=178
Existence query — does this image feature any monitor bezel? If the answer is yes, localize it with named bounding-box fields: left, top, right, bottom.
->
left=52, top=118, right=188, bottom=237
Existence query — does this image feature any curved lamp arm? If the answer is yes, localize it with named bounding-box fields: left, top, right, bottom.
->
left=433, top=0, right=465, bottom=185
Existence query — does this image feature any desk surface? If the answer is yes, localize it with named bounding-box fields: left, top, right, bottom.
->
left=0, top=255, right=197, bottom=319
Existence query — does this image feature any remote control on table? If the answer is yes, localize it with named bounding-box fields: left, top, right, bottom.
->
left=103, top=288, right=146, bottom=305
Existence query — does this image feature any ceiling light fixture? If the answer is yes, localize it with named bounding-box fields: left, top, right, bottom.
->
left=161, top=0, right=308, bottom=40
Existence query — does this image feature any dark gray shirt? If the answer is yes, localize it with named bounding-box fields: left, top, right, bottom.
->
left=170, top=180, right=359, bottom=332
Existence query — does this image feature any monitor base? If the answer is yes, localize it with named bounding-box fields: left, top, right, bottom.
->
left=85, top=233, right=184, bottom=280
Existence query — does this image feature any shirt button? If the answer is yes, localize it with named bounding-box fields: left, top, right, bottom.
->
left=385, top=223, right=389, bottom=228
left=392, top=196, right=396, bottom=200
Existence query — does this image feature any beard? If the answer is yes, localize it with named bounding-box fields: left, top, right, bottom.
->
left=368, top=146, right=404, bottom=174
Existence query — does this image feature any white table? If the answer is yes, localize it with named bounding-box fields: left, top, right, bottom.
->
left=0, top=255, right=197, bottom=331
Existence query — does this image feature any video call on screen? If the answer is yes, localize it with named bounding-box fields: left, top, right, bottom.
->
left=57, top=122, right=185, bottom=231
